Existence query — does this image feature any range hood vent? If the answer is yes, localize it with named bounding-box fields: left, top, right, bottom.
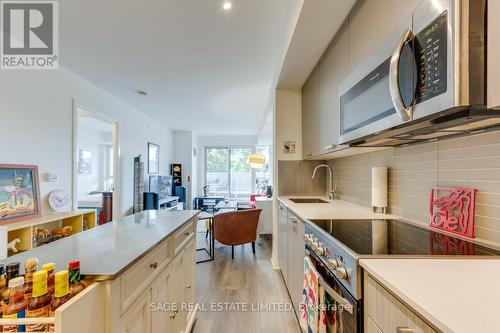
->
left=350, top=107, right=500, bottom=147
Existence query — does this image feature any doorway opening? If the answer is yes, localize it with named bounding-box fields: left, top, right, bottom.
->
left=73, top=105, right=119, bottom=223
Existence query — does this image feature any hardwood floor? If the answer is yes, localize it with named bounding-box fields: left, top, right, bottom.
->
left=193, top=229, right=301, bottom=333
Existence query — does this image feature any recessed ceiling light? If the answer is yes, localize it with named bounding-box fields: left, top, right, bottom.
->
left=136, top=90, right=148, bottom=96
left=222, top=1, right=232, bottom=11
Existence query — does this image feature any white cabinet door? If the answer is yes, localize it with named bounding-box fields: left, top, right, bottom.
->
left=287, top=213, right=305, bottom=316
left=302, top=64, right=321, bottom=159
left=121, top=289, right=152, bottom=333
left=183, top=239, right=196, bottom=305
left=151, top=265, right=175, bottom=333
left=488, top=0, right=500, bottom=108
left=278, top=203, right=288, bottom=282
left=319, top=22, right=348, bottom=153
left=348, top=0, right=391, bottom=71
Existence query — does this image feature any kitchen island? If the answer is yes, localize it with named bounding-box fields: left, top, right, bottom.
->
left=0, top=209, right=199, bottom=333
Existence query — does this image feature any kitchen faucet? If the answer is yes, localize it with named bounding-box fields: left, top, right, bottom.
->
left=312, top=164, right=336, bottom=200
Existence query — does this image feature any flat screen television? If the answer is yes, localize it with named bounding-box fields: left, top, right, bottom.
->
left=149, top=175, right=173, bottom=199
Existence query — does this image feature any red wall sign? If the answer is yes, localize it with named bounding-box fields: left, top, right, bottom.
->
left=429, top=187, right=476, bottom=238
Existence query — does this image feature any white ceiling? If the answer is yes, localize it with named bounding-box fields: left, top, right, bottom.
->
left=60, top=0, right=302, bottom=135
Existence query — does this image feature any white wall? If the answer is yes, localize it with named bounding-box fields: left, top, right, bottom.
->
left=275, top=89, right=302, bottom=161
left=195, top=135, right=258, bottom=197
left=0, top=67, right=173, bottom=217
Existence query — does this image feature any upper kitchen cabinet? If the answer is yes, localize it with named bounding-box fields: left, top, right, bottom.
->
left=302, top=64, right=320, bottom=159
left=348, top=0, right=391, bottom=71
left=488, top=0, right=500, bottom=109
left=318, top=23, right=348, bottom=154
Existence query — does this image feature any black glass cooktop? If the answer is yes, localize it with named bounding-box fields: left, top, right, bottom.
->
left=309, top=219, right=500, bottom=256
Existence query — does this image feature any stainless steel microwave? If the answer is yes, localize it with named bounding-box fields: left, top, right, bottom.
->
left=339, top=0, right=500, bottom=146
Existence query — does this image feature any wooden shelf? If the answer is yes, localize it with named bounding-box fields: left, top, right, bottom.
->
left=4, top=210, right=97, bottom=257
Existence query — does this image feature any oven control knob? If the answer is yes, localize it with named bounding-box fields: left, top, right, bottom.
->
left=327, top=258, right=339, bottom=270
left=334, top=267, right=348, bottom=280
left=315, top=246, right=326, bottom=256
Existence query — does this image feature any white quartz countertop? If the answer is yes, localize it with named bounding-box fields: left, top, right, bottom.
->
left=1, top=210, right=199, bottom=280
left=278, top=196, right=398, bottom=220
left=360, top=258, right=500, bottom=333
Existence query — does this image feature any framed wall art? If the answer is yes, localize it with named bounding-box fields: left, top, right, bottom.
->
left=148, top=142, right=160, bottom=174
left=0, top=164, right=41, bottom=224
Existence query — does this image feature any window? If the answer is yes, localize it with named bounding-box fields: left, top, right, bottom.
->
left=205, top=145, right=272, bottom=199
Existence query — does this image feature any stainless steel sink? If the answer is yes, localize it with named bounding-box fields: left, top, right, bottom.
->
left=289, top=198, right=330, bottom=204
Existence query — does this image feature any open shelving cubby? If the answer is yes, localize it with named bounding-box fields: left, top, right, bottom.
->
left=4, top=209, right=97, bottom=257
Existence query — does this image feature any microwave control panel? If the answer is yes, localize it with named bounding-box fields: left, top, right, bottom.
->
left=415, top=11, right=448, bottom=103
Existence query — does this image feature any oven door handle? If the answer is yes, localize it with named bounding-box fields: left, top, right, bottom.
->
left=318, top=276, right=354, bottom=315
left=389, top=27, right=415, bottom=122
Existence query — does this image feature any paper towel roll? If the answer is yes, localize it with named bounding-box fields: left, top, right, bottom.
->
left=372, top=167, right=388, bottom=210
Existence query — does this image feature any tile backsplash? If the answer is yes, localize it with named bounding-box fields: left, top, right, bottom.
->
left=277, top=160, right=327, bottom=196
left=328, top=130, right=500, bottom=245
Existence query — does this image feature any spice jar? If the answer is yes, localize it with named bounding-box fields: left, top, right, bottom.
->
left=3, top=262, right=20, bottom=309
left=68, top=260, right=85, bottom=296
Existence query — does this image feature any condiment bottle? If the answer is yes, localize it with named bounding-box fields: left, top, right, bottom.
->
left=26, top=270, right=52, bottom=332
left=2, top=276, right=28, bottom=332
left=48, top=270, right=72, bottom=332
left=0, top=264, right=6, bottom=315
left=23, top=258, right=38, bottom=300
left=3, top=262, right=20, bottom=309
left=68, top=261, right=85, bottom=296
left=6, top=262, right=20, bottom=284
left=41, top=263, right=55, bottom=295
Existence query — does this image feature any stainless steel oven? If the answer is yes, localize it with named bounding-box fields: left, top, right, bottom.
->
left=305, top=247, right=361, bottom=333
left=338, top=0, right=499, bottom=146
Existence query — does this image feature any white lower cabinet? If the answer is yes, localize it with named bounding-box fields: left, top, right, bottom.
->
left=121, top=289, right=152, bottom=333
left=279, top=205, right=305, bottom=318
left=364, top=272, right=437, bottom=333
left=287, top=212, right=305, bottom=317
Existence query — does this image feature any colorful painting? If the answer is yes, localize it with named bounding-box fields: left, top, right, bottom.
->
left=0, top=165, right=41, bottom=223
left=283, top=141, right=296, bottom=154
left=429, top=187, right=476, bottom=238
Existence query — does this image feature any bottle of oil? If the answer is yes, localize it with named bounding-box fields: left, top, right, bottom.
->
left=48, top=270, right=72, bottom=332
left=26, top=270, right=52, bottom=332
left=23, top=258, right=38, bottom=300
left=41, top=263, right=55, bottom=295
left=2, top=276, right=28, bottom=332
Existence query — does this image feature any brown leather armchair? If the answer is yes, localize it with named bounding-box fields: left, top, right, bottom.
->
left=213, top=209, right=262, bottom=259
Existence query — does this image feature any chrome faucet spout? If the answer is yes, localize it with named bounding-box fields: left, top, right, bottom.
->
left=312, top=164, right=335, bottom=200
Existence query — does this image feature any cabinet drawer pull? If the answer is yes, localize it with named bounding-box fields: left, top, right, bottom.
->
left=150, top=262, right=158, bottom=269
left=306, top=153, right=313, bottom=157
left=184, top=232, right=190, bottom=236
left=186, top=284, right=191, bottom=289
left=292, top=219, right=298, bottom=224
left=396, top=328, right=413, bottom=333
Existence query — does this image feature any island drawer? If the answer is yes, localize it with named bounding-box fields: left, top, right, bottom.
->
left=121, top=237, right=172, bottom=314
left=173, top=218, right=196, bottom=254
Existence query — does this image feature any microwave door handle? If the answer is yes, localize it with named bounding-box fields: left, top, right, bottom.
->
left=389, top=28, right=415, bottom=122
